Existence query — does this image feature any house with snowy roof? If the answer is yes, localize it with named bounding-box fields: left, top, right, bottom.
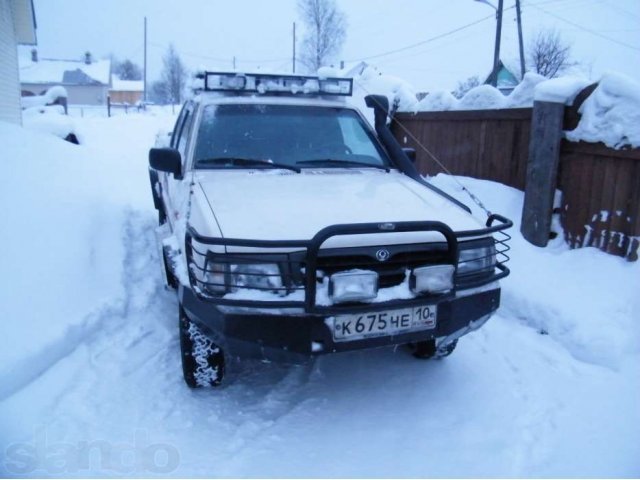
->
left=338, top=61, right=369, bottom=78
left=109, top=75, right=143, bottom=105
left=0, top=0, right=37, bottom=125
left=19, top=50, right=111, bottom=105
left=484, top=60, right=520, bottom=95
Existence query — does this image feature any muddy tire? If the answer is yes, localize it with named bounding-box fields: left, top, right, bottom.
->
left=179, top=306, right=225, bottom=388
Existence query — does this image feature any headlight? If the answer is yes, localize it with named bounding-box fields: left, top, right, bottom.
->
left=411, top=265, right=455, bottom=294
left=329, top=270, right=378, bottom=304
left=202, top=261, right=227, bottom=294
left=231, top=263, right=283, bottom=292
left=457, top=243, right=496, bottom=275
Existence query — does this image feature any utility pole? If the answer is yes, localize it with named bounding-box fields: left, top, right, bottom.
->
left=143, top=16, right=147, bottom=102
left=491, top=0, right=504, bottom=87
left=292, top=22, right=296, bottom=73
left=233, top=56, right=236, bottom=70
left=516, top=0, right=526, bottom=80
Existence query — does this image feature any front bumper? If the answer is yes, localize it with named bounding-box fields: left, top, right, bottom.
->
left=179, top=215, right=511, bottom=363
left=181, top=284, right=501, bottom=363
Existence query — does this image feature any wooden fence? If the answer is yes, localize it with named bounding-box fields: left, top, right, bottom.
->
left=559, top=141, right=640, bottom=260
left=392, top=109, right=531, bottom=190
left=392, top=106, right=640, bottom=261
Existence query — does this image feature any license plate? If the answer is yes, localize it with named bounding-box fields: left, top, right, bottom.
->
left=333, top=305, right=437, bottom=342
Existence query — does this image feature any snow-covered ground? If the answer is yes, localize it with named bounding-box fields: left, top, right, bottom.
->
left=0, top=110, right=638, bottom=477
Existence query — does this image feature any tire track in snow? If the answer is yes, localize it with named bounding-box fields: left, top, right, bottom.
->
left=0, top=209, right=164, bottom=403
left=219, top=362, right=317, bottom=456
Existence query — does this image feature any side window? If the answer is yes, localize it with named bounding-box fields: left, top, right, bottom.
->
left=177, top=107, right=194, bottom=159
left=337, top=115, right=381, bottom=159
left=170, top=105, right=188, bottom=148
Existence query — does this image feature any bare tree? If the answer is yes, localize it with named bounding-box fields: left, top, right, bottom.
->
left=160, top=44, right=188, bottom=105
left=527, top=29, right=575, bottom=78
left=453, top=75, right=481, bottom=99
left=297, top=0, right=347, bottom=72
left=114, top=59, right=142, bottom=80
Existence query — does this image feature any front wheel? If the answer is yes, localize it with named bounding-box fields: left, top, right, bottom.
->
left=179, top=307, right=225, bottom=388
left=409, top=339, right=458, bottom=359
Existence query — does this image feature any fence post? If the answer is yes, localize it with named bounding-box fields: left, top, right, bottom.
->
left=107, top=95, right=111, bottom=117
left=521, top=100, right=565, bottom=247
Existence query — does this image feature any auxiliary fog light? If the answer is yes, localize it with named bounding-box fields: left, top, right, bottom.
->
left=329, top=270, right=378, bottom=304
left=411, top=265, right=455, bottom=294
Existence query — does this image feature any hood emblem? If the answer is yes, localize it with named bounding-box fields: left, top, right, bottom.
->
left=376, top=249, right=390, bottom=262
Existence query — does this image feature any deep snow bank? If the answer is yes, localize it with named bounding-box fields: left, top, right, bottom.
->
left=430, top=174, right=640, bottom=369
left=0, top=122, right=126, bottom=399
left=0, top=111, right=175, bottom=401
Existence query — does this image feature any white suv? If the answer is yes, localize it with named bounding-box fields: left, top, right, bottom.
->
left=148, top=72, right=511, bottom=388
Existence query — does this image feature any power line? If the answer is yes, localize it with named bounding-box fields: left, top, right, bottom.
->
left=345, top=13, right=496, bottom=62
left=148, top=42, right=289, bottom=65
left=525, top=1, right=640, bottom=51
left=344, top=3, right=529, bottom=64
left=600, top=0, right=640, bottom=21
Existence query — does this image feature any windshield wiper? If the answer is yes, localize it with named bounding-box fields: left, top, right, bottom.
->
left=296, top=159, right=390, bottom=172
left=196, top=157, right=301, bottom=173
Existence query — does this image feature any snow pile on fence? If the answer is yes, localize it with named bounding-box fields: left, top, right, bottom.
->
left=413, top=72, right=549, bottom=112
left=533, top=76, right=591, bottom=104
left=565, top=72, right=640, bottom=149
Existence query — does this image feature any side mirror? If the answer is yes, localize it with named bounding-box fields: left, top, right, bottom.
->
left=402, top=147, right=417, bottom=163
left=149, top=148, right=182, bottom=180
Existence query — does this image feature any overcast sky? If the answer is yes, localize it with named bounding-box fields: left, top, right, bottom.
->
left=23, top=0, right=640, bottom=91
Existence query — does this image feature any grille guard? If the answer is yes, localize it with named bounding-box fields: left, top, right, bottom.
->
left=185, top=214, right=512, bottom=314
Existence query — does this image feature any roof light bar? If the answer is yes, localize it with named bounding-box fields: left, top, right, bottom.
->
left=200, top=71, right=353, bottom=96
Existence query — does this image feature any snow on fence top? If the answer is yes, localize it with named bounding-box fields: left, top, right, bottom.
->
left=367, top=67, right=639, bottom=150
left=565, top=72, right=640, bottom=149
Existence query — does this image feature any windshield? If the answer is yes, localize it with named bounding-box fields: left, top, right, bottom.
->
left=193, top=104, right=392, bottom=169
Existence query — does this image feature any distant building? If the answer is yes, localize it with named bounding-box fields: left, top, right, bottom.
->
left=0, top=0, right=37, bottom=125
left=109, top=75, right=143, bottom=104
left=339, top=61, right=369, bottom=78
left=484, top=60, right=520, bottom=95
left=19, top=51, right=111, bottom=105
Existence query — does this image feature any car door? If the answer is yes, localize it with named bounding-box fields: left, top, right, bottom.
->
left=163, top=101, right=196, bottom=230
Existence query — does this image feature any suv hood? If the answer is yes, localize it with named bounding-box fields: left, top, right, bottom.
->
left=195, top=169, right=485, bottom=247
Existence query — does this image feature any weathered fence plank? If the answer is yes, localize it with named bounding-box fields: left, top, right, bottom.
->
left=520, top=101, right=566, bottom=247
